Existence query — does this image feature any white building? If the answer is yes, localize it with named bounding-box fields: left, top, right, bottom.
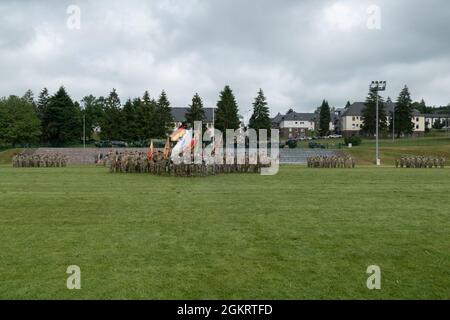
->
left=340, top=102, right=425, bottom=136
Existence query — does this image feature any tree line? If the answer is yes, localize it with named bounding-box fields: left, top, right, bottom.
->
left=0, top=85, right=272, bottom=147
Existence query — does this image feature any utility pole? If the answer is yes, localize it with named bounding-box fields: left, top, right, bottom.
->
left=83, top=114, right=86, bottom=149
left=392, top=104, right=395, bottom=142
left=370, top=81, right=387, bottom=166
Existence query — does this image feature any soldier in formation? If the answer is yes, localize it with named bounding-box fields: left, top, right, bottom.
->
left=395, top=156, right=446, bottom=168
left=12, top=153, right=68, bottom=168
left=109, top=151, right=269, bottom=177
left=307, top=155, right=356, bottom=168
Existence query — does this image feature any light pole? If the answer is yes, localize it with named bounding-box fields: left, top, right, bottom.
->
left=83, top=113, right=86, bottom=149
left=447, top=104, right=450, bottom=137
left=392, top=103, right=395, bottom=142
left=370, top=81, right=387, bottom=166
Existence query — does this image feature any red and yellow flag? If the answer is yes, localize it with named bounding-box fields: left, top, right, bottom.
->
left=163, top=138, right=170, bottom=159
left=147, top=139, right=154, bottom=161
left=170, top=126, right=186, bottom=142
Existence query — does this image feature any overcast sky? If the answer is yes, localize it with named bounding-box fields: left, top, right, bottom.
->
left=1, top=0, right=449, bottom=116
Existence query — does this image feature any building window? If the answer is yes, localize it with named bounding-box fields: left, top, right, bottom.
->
left=416, top=125, right=419, bottom=129
left=416, top=117, right=419, bottom=122
left=352, top=117, right=355, bottom=121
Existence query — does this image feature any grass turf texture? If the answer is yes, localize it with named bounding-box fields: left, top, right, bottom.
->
left=0, top=165, right=449, bottom=299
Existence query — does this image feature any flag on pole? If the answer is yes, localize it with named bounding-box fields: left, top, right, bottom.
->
left=147, top=139, right=154, bottom=161
left=163, top=138, right=170, bottom=159
left=170, top=126, right=186, bottom=142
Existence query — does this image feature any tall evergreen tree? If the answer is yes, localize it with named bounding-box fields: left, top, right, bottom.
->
left=318, top=99, right=331, bottom=136
left=154, top=90, right=174, bottom=138
left=22, top=89, right=36, bottom=111
left=394, top=85, right=414, bottom=137
left=249, top=89, right=271, bottom=132
left=120, top=99, right=136, bottom=141
left=361, top=89, right=387, bottom=136
left=37, top=88, right=49, bottom=122
left=101, top=89, right=123, bottom=140
left=215, top=85, right=240, bottom=132
left=185, top=93, right=206, bottom=128
left=137, top=91, right=157, bottom=139
left=42, top=86, right=80, bottom=146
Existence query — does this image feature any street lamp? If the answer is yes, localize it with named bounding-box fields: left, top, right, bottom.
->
left=83, top=113, right=86, bottom=149
left=392, top=102, right=395, bottom=142
left=370, top=81, right=387, bottom=166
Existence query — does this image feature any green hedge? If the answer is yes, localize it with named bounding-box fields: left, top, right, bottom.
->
left=344, top=136, right=362, bottom=146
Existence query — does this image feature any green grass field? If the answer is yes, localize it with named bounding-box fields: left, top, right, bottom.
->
left=295, top=135, right=450, bottom=165
left=0, top=164, right=449, bottom=299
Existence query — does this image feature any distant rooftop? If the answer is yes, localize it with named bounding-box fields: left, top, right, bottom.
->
left=342, top=102, right=422, bottom=116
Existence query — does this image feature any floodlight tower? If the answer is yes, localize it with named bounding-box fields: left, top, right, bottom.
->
left=370, top=81, right=387, bottom=166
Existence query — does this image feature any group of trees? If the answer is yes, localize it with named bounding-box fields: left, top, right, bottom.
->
left=360, top=85, right=426, bottom=137
left=359, top=85, right=417, bottom=137
left=0, top=85, right=272, bottom=147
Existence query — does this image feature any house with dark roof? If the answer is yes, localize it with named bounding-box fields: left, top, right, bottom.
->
left=270, top=111, right=316, bottom=138
left=271, top=110, right=336, bottom=139
left=340, top=102, right=425, bottom=136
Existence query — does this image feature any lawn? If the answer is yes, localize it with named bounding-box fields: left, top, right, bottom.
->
left=294, top=135, right=450, bottom=165
left=0, top=165, right=449, bottom=299
left=344, top=135, right=450, bottom=165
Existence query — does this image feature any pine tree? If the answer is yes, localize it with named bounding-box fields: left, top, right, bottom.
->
left=361, top=89, right=387, bottom=136
left=154, top=90, right=174, bottom=138
left=137, top=91, right=157, bottom=139
left=121, top=98, right=139, bottom=141
left=394, top=85, right=414, bottom=137
left=37, top=88, right=49, bottom=122
left=185, top=93, right=206, bottom=128
left=42, top=86, right=80, bottom=146
left=318, top=100, right=331, bottom=136
left=215, top=85, right=240, bottom=132
left=100, top=89, right=123, bottom=140
left=249, top=89, right=271, bottom=132
left=418, top=99, right=427, bottom=113
left=22, top=89, right=36, bottom=111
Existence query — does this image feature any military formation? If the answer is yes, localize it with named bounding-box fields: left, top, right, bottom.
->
left=12, top=153, right=68, bottom=168
left=307, top=155, right=356, bottom=168
left=395, top=156, right=446, bottom=168
left=104, top=151, right=269, bottom=176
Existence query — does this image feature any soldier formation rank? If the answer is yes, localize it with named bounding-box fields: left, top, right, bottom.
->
left=395, top=156, right=446, bottom=168
left=103, top=150, right=269, bottom=177
left=307, top=155, right=356, bottom=168
left=12, top=153, right=68, bottom=168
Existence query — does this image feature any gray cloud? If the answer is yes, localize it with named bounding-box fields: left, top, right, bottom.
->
left=1, top=0, right=449, bottom=115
